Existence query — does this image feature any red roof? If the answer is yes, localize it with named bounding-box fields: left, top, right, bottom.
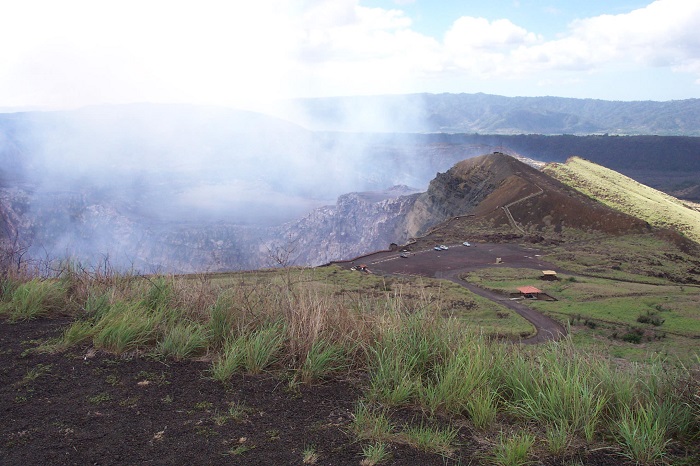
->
left=518, top=286, right=541, bottom=294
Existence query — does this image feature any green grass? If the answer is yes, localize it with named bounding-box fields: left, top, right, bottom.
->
left=463, top=266, right=700, bottom=362
left=545, top=157, right=700, bottom=244
left=302, top=445, right=319, bottom=464
left=491, top=431, right=535, bottom=466
left=533, top=296, right=700, bottom=335
left=545, top=421, right=570, bottom=455
left=92, top=302, right=161, bottom=354
left=399, top=422, right=457, bottom=456
left=503, top=344, right=607, bottom=443
left=210, top=323, right=285, bottom=380
left=3, top=264, right=700, bottom=464
left=352, top=402, right=394, bottom=442
left=1, top=279, right=69, bottom=322
left=300, top=339, right=348, bottom=384
left=22, top=363, right=52, bottom=384
left=616, top=402, right=671, bottom=464
left=360, top=442, right=391, bottom=465
left=155, top=320, right=208, bottom=360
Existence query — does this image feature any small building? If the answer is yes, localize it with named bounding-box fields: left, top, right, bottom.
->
left=517, top=286, right=542, bottom=299
left=541, top=270, right=558, bottom=281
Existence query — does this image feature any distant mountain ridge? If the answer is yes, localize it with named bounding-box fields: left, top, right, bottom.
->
left=282, top=93, right=700, bottom=136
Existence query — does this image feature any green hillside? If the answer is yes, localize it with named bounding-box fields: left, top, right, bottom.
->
left=544, top=156, right=700, bottom=244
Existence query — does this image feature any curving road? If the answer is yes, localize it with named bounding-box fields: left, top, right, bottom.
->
left=336, top=242, right=567, bottom=344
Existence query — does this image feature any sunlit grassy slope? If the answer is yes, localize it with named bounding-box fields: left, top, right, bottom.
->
left=544, top=156, right=700, bottom=244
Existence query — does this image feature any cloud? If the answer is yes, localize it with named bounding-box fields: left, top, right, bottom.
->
left=1, top=0, right=699, bottom=108
left=435, top=0, right=700, bottom=84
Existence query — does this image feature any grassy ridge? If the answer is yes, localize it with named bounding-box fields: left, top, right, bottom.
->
left=545, top=156, right=700, bottom=243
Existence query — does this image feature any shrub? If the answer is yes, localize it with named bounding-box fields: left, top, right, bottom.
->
left=621, top=328, right=644, bottom=344
left=637, top=311, right=664, bottom=326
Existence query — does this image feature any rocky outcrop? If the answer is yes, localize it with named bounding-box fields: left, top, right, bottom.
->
left=403, top=153, right=530, bottom=237
left=274, top=186, right=421, bottom=265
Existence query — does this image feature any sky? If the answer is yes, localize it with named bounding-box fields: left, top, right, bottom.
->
left=1, top=0, right=699, bottom=111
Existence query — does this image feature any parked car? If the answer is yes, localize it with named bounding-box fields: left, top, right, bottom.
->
left=434, top=246, right=442, bottom=251
left=400, top=252, right=409, bottom=258
left=462, top=241, right=471, bottom=247
left=439, top=245, right=448, bottom=250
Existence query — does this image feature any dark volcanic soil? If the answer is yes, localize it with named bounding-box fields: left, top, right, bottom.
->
left=1, top=319, right=483, bottom=465
left=1, top=317, right=641, bottom=465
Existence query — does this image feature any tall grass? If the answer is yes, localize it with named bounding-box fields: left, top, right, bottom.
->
left=367, top=308, right=451, bottom=406
left=2, top=266, right=699, bottom=462
left=210, top=323, right=285, bottom=379
left=156, top=320, right=208, bottom=360
left=501, top=342, right=608, bottom=442
left=616, top=402, right=671, bottom=464
left=491, top=431, right=535, bottom=466
left=92, top=301, right=162, bottom=354
left=300, top=339, right=348, bottom=384
left=1, top=278, right=69, bottom=322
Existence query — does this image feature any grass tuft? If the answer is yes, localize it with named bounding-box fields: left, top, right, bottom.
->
left=2, top=279, right=68, bottom=322
left=399, top=422, right=457, bottom=456
left=300, top=339, right=347, bottom=384
left=616, top=402, right=671, bottom=465
left=156, top=321, right=208, bottom=360
left=360, top=442, right=391, bottom=465
left=491, top=431, right=535, bottom=466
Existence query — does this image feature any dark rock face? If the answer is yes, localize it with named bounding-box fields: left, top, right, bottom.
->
left=403, top=153, right=525, bottom=237
left=276, top=187, right=421, bottom=266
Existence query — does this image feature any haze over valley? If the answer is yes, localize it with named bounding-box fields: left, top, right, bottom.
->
left=1, top=95, right=700, bottom=273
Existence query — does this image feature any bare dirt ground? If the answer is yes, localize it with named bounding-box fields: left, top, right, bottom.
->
left=336, top=242, right=567, bottom=343
left=0, top=318, right=453, bottom=466
left=1, top=318, right=641, bottom=466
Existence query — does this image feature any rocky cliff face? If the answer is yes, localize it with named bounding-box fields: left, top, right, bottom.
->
left=403, top=153, right=527, bottom=237
left=0, top=184, right=422, bottom=272
left=274, top=186, right=421, bottom=265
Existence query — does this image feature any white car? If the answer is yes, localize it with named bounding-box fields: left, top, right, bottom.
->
left=434, top=246, right=442, bottom=251
left=462, top=242, right=471, bottom=247
left=439, top=245, right=448, bottom=250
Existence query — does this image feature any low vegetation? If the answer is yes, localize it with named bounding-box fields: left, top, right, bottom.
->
left=545, top=156, right=700, bottom=244
left=1, top=262, right=699, bottom=464
left=462, top=265, right=700, bottom=362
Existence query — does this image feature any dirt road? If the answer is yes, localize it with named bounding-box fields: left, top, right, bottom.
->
left=335, top=242, right=567, bottom=343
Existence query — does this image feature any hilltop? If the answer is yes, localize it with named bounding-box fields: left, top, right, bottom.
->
left=404, top=152, right=651, bottom=244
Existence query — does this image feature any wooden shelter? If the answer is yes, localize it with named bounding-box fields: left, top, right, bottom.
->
left=517, top=286, right=542, bottom=299
left=541, top=270, right=558, bottom=281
